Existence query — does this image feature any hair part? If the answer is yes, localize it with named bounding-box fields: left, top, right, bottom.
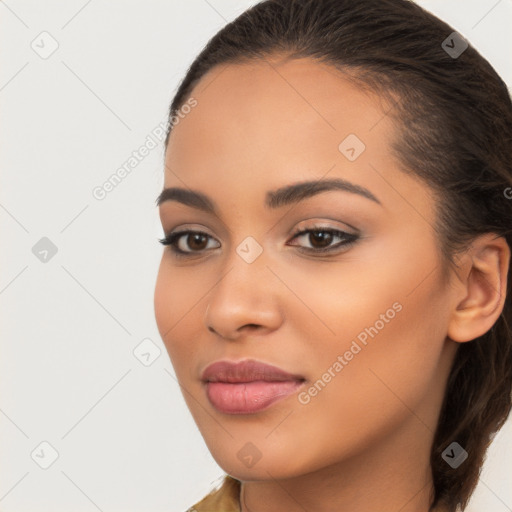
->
left=164, top=1, right=512, bottom=509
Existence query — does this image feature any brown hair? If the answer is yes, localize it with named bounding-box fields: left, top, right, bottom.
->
left=163, top=0, right=512, bottom=509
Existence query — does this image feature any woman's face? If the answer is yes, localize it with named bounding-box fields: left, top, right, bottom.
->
left=154, top=56, right=459, bottom=480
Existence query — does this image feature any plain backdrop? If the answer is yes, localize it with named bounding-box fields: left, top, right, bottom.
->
left=1, top=1, right=511, bottom=511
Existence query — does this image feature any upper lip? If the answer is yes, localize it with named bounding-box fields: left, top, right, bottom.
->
left=201, top=359, right=305, bottom=383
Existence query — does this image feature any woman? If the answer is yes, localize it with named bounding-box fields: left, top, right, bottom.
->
left=154, top=0, right=512, bottom=510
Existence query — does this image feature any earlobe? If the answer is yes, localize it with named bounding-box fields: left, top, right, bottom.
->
left=447, top=233, right=510, bottom=343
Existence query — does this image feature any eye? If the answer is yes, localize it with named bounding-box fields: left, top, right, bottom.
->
left=287, top=226, right=359, bottom=254
left=159, top=230, right=220, bottom=257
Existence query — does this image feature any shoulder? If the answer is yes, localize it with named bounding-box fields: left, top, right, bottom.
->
left=187, top=475, right=241, bottom=512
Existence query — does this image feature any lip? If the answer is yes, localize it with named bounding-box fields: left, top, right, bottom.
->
left=201, top=360, right=306, bottom=414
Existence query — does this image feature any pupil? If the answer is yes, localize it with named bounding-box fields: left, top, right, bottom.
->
left=311, top=231, right=332, bottom=248
left=189, top=234, right=207, bottom=250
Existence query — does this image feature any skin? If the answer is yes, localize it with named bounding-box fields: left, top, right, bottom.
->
left=154, top=55, right=510, bottom=512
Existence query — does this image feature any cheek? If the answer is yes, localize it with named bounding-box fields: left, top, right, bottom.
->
left=305, top=258, right=448, bottom=400
left=154, top=261, right=176, bottom=342
left=154, top=259, right=202, bottom=367
left=332, top=282, right=444, bottom=395
left=258, top=251, right=448, bottom=457
left=274, top=255, right=411, bottom=370
left=285, top=233, right=445, bottom=360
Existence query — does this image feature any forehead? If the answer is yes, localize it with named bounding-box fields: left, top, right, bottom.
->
left=163, top=57, right=429, bottom=217
left=166, top=57, right=394, bottom=167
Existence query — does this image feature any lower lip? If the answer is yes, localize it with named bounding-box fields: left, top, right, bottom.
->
left=205, top=380, right=304, bottom=414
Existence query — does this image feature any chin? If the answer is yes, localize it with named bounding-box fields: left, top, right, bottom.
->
left=206, top=439, right=321, bottom=482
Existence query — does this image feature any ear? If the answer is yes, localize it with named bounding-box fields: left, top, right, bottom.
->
left=447, top=233, right=510, bottom=343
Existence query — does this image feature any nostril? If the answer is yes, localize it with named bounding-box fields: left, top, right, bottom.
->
left=244, top=324, right=260, bottom=329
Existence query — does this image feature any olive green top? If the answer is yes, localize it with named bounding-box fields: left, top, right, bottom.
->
left=189, top=475, right=453, bottom=512
left=189, top=475, right=241, bottom=512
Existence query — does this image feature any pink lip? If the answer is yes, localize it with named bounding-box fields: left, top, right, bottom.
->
left=201, top=360, right=305, bottom=414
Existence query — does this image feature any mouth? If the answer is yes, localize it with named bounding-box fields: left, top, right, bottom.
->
left=201, top=359, right=306, bottom=414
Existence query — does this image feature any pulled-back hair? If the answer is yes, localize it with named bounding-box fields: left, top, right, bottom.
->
left=164, top=1, right=512, bottom=509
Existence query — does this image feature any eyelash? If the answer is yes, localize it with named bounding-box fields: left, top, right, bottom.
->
left=158, top=226, right=359, bottom=259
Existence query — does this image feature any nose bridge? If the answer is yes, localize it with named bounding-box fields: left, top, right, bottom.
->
left=211, top=235, right=271, bottom=308
left=204, top=235, right=283, bottom=337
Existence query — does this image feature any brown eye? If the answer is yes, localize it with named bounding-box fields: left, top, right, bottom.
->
left=158, top=230, right=220, bottom=256
left=308, top=230, right=334, bottom=249
left=187, top=233, right=209, bottom=250
left=288, top=227, right=359, bottom=254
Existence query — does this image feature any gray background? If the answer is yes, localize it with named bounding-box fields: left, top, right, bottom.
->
left=1, top=1, right=511, bottom=511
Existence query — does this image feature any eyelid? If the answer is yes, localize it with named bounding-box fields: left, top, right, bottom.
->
left=291, top=219, right=359, bottom=236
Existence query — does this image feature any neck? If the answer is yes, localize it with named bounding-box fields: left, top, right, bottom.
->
left=240, top=413, right=445, bottom=512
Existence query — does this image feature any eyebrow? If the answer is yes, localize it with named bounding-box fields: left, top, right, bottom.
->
left=155, top=178, right=381, bottom=213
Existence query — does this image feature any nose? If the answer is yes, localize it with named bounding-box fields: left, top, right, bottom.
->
left=203, top=250, right=284, bottom=341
